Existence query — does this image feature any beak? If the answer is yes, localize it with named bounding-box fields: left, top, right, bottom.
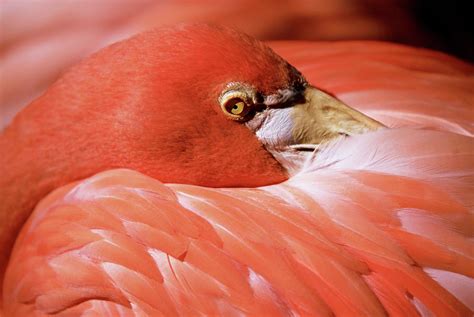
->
left=290, top=86, right=385, bottom=145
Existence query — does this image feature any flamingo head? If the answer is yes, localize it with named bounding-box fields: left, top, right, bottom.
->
left=6, top=24, right=383, bottom=189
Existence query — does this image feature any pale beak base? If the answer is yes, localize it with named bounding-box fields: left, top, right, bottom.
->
left=291, top=87, right=385, bottom=146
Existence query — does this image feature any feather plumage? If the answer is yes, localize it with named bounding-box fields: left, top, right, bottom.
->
left=3, top=38, right=474, bottom=316
left=5, top=123, right=473, bottom=315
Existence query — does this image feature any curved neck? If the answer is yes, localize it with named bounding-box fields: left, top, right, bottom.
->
left=0, top=135, right=60, bottom=291
left=0, top=124, right=108, bottom=297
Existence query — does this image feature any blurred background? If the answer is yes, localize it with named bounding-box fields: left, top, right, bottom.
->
left=0, top=0, right=472, bottom=128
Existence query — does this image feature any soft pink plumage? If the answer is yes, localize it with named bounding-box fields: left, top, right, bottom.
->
left=4, top=41, right=474, bottom=316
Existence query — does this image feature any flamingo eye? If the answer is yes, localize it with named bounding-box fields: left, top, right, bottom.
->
left=219, top=83, right=256, bottom=121
left=223, top=98, right=250, bottom=119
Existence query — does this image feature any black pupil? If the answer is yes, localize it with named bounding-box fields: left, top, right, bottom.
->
left=232, top=105, right=239, bottom=110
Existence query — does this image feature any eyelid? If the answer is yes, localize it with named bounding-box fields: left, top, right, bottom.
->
left=219, top=82, right=256, bottom=104
left=220, top=90, right=249, bottom=104
left=219, top=83, right=257, bottom=121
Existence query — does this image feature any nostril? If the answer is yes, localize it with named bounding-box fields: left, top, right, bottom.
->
left=289, top=144, right=318, bottom=152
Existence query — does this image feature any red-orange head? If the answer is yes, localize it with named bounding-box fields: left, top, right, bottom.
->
left=4, top=24, right=309, bottom=188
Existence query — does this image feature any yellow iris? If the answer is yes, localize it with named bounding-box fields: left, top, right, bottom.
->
left=230, top=101, right=245, bottom=115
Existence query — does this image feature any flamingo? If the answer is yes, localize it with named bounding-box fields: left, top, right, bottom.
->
left=1, top=24, right=473, bottom=316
